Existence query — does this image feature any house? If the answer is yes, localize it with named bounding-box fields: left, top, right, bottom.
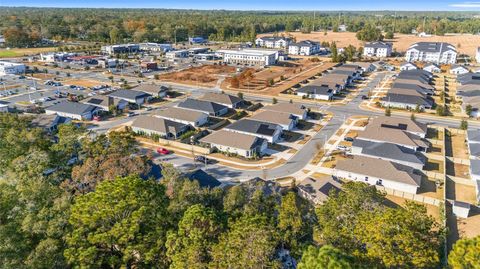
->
left=131, top=115, right=190, bottom=139
left=467, top=129, right=480, bottom=158
left=217, top=49, right=278, bottom=66
left=338, top=24, right=348, bottom=32
left=0, top=101, right=9, bottom=113
left=30, top=114, right=72, bottom=132
left=288, top=40, right=321, bottom=56
left=101, top=44, right=140, bottom=55
left=334, top=156, right=422, bottom=194
left=255, top=36, right=291, bottom=49
left=177, top=98, right=229, bottom=117
left=382, top=93, right=432, bottom=110
left=199, top=92, right=243, bottom=108
left=165, top=50, right=189, bottom=61
left=81, top=95, right=128, bottom=112
left=45, top=101, right=98, bottom=120
left=400, top=62, right=418, bottom=71
left=224, top=119, right=283, bottom=143
left=131, top=84, right=168, bottom=98
left=352, top=62, right=376, bottom=73
left=368, top=116, right=428, bottom=138
left=297, top=176, right=342, bottom=205
left=108, top=89, right=152, bottom=105
left=452, top=201, right=471, bottom=218
left=296, top=85, right=334, bottom=100
left=185, top=169, right=222, bottom=188
left=250, top=110, right=297, bottom=131
left=363, top=41, right=393, bottom=58
left=0, top=61, right=25, bottom=75
left=405, top=42, right=457, bottom=64
left=423, top=63, right=441, bottom=73
left=450, top=65, right=469, bottom=75
left=262, top=103, right=307, bottom=120
left=188, top=47, right=209, bottom=55
left=392, top=82, right=434, bottom=96
left=351, top=139, right=424, bottom=170
left=155, top=107, right=208, bottom=127
left=200, top=130, right=268, bottom=158
left=188, top=37, right=207, bottom=44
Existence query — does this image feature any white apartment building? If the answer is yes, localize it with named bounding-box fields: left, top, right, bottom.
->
left=139, top=43, right=172, bottom=52
left=101, top=44, right=140, bottom=55
left=288, top=40, right=321, bottom=56
left=405, top=42, right=457, bottom=64
left=217, top=49, right=278, bottom=66
left=0, top=61, right=26, bottom=76
left=363, top=41, right=393, bottom=58
left=255, top=36, right=291, bottom=49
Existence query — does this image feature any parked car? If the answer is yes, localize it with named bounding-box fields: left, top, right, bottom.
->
left=156, top=148, right=170, bottom=155
left=344, top=137, right=354, bottom=142
left=93, top=115, right=101, bottom=121
left=194, top=156, right=215, bottom=164
left=361, top=95, right=369, bottom=100
left=127, top=112, right=136, bottom=117
left=336, top=145, right=348, bottom=151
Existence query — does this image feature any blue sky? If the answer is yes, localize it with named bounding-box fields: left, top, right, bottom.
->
left=1, top=0, right=480, bottom=11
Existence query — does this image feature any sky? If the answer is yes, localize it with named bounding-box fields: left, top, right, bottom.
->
left=1, top=0, right=480, bottom=11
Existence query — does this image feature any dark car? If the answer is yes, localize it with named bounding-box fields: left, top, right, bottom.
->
left=361, top=95, right=369, bottom=100
left=194, top=156, right=215, bottom=164
left=344, top=137, right=354, bottom=142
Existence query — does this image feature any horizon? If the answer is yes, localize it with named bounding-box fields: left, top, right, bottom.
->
left=1, top=0, right=480, bottom=11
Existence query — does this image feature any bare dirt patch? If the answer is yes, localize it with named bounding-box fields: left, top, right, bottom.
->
left=160, top=64, right=236, bottom=87
left=63, top=79, right=106, bottom=88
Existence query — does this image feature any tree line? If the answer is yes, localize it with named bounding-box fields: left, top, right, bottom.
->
left=1, top=8, right=480, bottom=47
left=0, top=112, right=477, bottom=268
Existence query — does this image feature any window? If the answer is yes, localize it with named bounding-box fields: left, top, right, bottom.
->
left=364, top=176, right=368, bottom=182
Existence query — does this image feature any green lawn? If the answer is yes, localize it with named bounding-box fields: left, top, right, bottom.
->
left=0, top=50, right=19, bottom=58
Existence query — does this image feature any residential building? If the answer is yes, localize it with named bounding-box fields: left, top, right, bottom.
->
left=262, top=103, right=307, bottom=120
left=224, top=119, right=283, bottom=143
left=101, top=44, right=140, bottom=55
left=255, top=36, right=291, bottom=49
left=368, top=116, right=428, bottom=138
left=199, top=92, right=243, bottom=108
left=108, top=89, right=152, bottom=105
left=188, top=47, right=209, bottom=55
left=45, top=101, right=98, bottom=120
left=400, top=62, right=418, bottom=71
left=334, top=156, right=422, bottom=194
left=450, top=65, right=469, bottom=75
left=155, top=107, right=208, bottom=127
left=200, top=130, right=268, bottom=158
left=188, top=37, right=207, bottom=44
left=381, top=93, right=433, bottom=110
left=0, top=61, right=25, bottom=75
left=165, top=50, right=189, bottom=61
left=139, top=43, right=172, bottom=52
left=405, top=42, right=457, bottom=64
left=131, top=115, right=190, bottom=139
left=81, top=95, right=128, bottom=112
left=296, top=85, right=334, bottom=100
left=297, top=176, right=342, bottom=205
left=217, top=49, right=278, bottom=66
left=250, top=110, right=297, bottom=131
left=423, top=63, right=441, bottom=73
left=288, top=40, right=321, bottom=56
left=177, top=98, right=229, bottom=117
left=131, top=84, right=168, bottom=98
left=351, top=62, right=376, bottom=73
left=363, top=41, right=393, bottom=58
left=30, top=114, right=71, bottom=132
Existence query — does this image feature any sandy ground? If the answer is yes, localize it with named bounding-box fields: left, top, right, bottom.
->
left=259, top=32, right=480, bottom=57
left=160, top=65, right=236, bottom=87
left=63, top=79, right=107, bottom=88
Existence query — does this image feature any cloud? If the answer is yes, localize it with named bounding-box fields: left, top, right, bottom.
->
left=449, top=1, right=480, bottom=7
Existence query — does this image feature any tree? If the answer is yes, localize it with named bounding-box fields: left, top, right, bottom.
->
left=210, top=215, right=279, bottom=268
left=166, top=204, right=224, bottom=268
left=411, top=113, right=416, bottom=121
left=297, top=245, right=355, bottom=269
left=385, top=106, right=391, bottom=116
left=466, top=104, right=473, bottom=117
left=230, top=76, right=240, bottom=88
left=272, top=97, right=278, bottom=104
left=356, top=25, right=384, bottom=41
left=64, top=175, right=171, bottom=268
left=237, top=92, right=244, bottom=99
left=448, top=236, right=480, bottom=269
left=331, top=42, right=338, bottom=63
left=460, top=119, right=468, bottom=130
left=436, top=105, right=447, bottom=116
left=385, top=31, right=394, bottom=39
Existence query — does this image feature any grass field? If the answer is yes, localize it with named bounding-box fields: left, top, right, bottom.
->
left=259, top=31, right=480, bottom=57
left=0, top=47, right=57, bottom=58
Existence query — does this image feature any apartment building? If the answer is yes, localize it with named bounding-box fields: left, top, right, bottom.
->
left=405, top=42, right=457, bottom=64
left=255, top=36, right=291, bottom=49
left=101, top=44, right=140, bottom=55
left=288, top=40, right=321, bottom=56
left=363, top=41, right=393, bottom=58
left=217, top=49, right=278, bottom=66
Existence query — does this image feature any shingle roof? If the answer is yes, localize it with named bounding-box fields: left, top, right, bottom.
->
left=468, top=129, right=480, bottom=143
left=177, top=98, right=228, bottom=114
left=109, top=89, right=151, bottom=100
left=358, top=123, right=429, bottom=149
left=365, top=41, right=392, bottom=49
left=290, top=40, right=320, bottom=47
left=335, top=156, right=422, bottom=187
left=408, top=42, right=456, bottom=53
left=199, top=92, right=242, bottom=106
left=298, top=176, right=342, bottom=204
left=469, top=143, right=480, bottom=157
left=200, top=130, right=266, bottom=150
left=257, top=36, right=290, bottom=42
left=225, top=119, right=281, bottom=137
left=297, top=85, right=333, bottom=96
left=262, top=103, right=305, bottom=117
left=353, top=139, right=424, bottom=165
left=131, top=84, right=168, bottom=95
left=369, top=116, right=428, bottom=135
left=45, top=101, right=96, bottom=115
left=250, top=110, right=295, bottom=126
left=382, top=93, right=433, bottom=108
left=155, top=107, right=207, bottom=123
left=469, top=159, right=480, bottom=176
left=132, top=115, right=188, bottom=135
left=82, top=95, right=125, bottom=108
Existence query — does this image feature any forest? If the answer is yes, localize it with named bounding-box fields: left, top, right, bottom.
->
left=0, top=110, right=478, bottom=268
left=1, top=8, right=480, bottom=47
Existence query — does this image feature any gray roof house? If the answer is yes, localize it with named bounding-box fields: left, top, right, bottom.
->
left=200, top=130, right=268, bottom=158
left=262, top=103, right=307, bottom=120
left=199, top=92, right=243, bottom=108
left=109, top=89, right=152, bottom=105
left=45, top=101, right=98, bottom=120
left=296, top=85, right=333, bottom=100
left=81, top=95, right=128, bottom=111
left=155, top=107, right=208, bottom=127
left=250, top=110, right=297, bottom=131
left=297, top=176, right=342, bottom=205
left=177, top=98, right=229, bottom=116
left=131, top=115, right=190, bottom=139
left=131, top=84, right=169, bottom=98
left=30, top=114, right=72, bottom=132
left=224, top=119, right=283, bottom=143
left=381, top=93, right=433, bottom=110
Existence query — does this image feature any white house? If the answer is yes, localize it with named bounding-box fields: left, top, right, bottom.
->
left=250, top=110, right=297, bottom=131
left=200, top=130, right=268, bottom=158
left=296, top=85, right=333, bottom=100
left=363, top=41, right=392, bottom=58
left=101, top=44, right=140, bottom=55
left=423, top=63, right=441, bottom=73
left=139, top=43, right=172, bottom=52
left=45, top=101, right=98, bottom=120
left=288, top=40, right=321, bottom=56
left=400, top=62, right=418, bottom=71
left=405, top=42, right=457, bottom=64
left=450, top=65, right=469, bottom=75
left=262, top=103, right=308, bottom=120
left=155, top=107, right=208, bottom=127
left=165, top=50, right=189, bottom=61
left=255, top=37, right=291, bottom=49
left=0, top=101, right=9, bottom=112
left=217, top=49, right=278, bottom=66
left=224, top=119, right=283, bottom=143
left=0, top=61, right=25, bottom=75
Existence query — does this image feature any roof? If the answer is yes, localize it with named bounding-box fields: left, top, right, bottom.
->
left=369, top=116, right=428, bottom=136
left=131, top=84, right=168, bottom=94
left=382, top=93, right=433, bottom=107
left=468, top=129, right=480, bottom=143
left=394, top=78, right=434, bottom=90
left=392, top=82, right=433, bottom=95
left=470, top=159, right=480, bottom=176
left=364, top=41, right=392, bottom=49
left=297, top=85, right=333, bottom=96
left=257, top=36, right=290, bottom=42
left=178, top=98, right=228, bottom=114
left=289, top=40, right=320, bottom=47
left=353, top=139, right=424, bottom=165
left=250, top=110, right=295, bottom=126
left=45, top=101, right=96, bottom=115
left=217, top=49, right=277, bottom=57
left=82, top=95, right=125, bottom=108
left=335, top=155, right=422, bottom=187
left=298, top=176, right=342, bottom=204
left=469, top=143, right=480, bottom=156
left=109, top=89, right=152, bottom=100
left=401, top=62, right=418, bottom=68
left=424, top=63, right=440, bottom=69
left=451, top=65, right=469, bottom=71
left=185, top=169, right=221, bottom=188
left=131, top=116, right=188, bottom=135
left=200, top=130, right=266, bottom=150
left=155, top=107, right=207, bottom=123
left=262, top=103, right=305, bottom=117
left=407, top=42, right=457, bottom=53
left=199, top=92, right=242, bottom=106
left=358, top=124, right=428, bottom=149
left=225, top=119, right=281, bottom=137
left=30, top=114, right=70, bottom=129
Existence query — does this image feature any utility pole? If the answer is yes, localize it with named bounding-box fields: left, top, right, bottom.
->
left=313, top=11, right=316, bottom=32
left=393, top=11, right=397, bottom=33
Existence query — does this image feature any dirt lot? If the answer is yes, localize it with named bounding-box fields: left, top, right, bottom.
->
left=418, top=177, right=443, bottom=199
left=160, top=64, right=236, bottom=87
left=446, top=178, right=477, bottom=204
left=446, top=161, right=470, bottom=179
left=446, top=132, right=469, bottom=159
left=63, top=79, right=107, bottom=88
left=259, top=31, right=480, bottom=57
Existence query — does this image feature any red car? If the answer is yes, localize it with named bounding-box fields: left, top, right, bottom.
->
left=156, top=148, right=170, bottom=155
left=92, top=115, right=101, bottom=121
